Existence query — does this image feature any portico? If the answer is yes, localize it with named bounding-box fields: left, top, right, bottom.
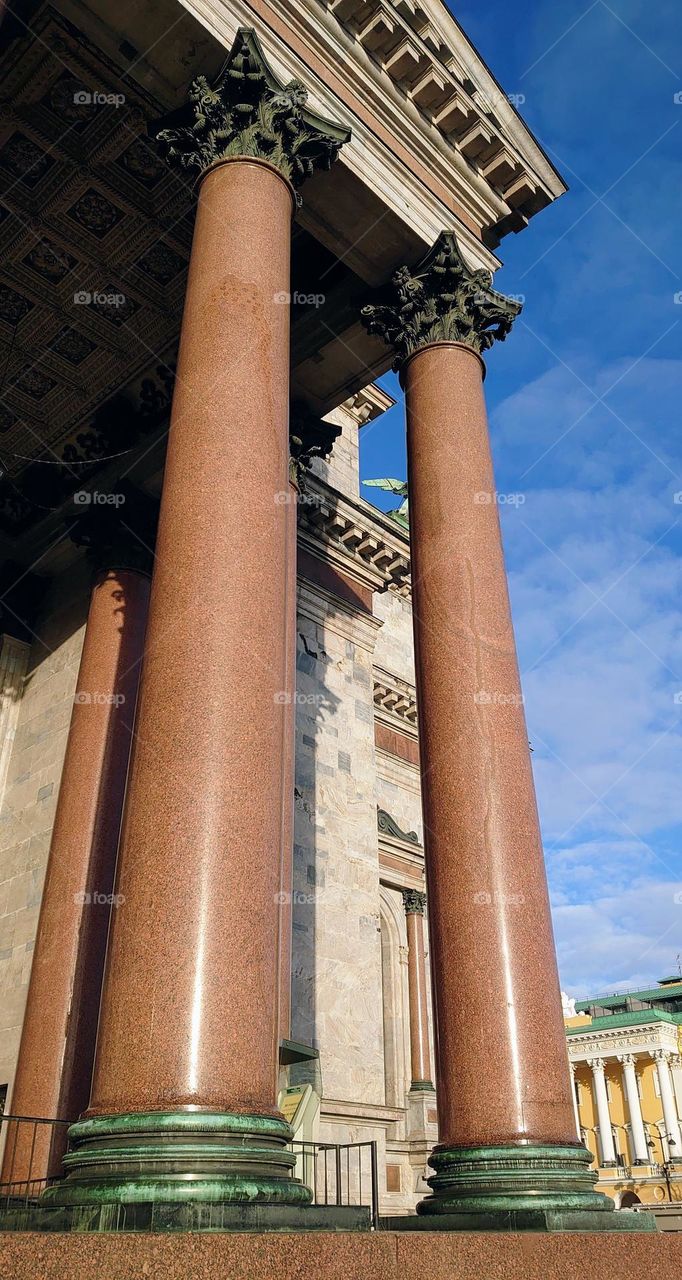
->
left=0, top=0, right=659, bottom=1246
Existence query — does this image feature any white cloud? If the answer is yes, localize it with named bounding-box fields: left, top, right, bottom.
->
left=489, top=357, right=682, bottom=990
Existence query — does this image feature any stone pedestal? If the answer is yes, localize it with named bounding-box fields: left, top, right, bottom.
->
left=2, top=565, right=149, bottom=1187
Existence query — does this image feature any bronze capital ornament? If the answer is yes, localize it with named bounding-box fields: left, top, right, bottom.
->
left=361, top=231, right=522, bottom=368
left=156, top=27, right=350, bottom=188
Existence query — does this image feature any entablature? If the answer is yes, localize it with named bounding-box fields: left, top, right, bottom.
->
left=298, top=476, right=411, bottom=598
left=568, top=1021, right=681, bottom=1064
left=373, top=667, right=417, bottom=737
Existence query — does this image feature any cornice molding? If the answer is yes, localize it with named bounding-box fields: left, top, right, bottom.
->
left=315, top=0, right=565, bottom=238
left=298, top=476, right=411, bottom=598
left=373, top=667, right=417, bottom=737
left=296, top=577, right=382, bottom=650
left=568, top=1021, right=680, bottom=1064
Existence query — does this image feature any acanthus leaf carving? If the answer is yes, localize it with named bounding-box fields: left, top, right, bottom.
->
left=155, top=27, right=350, bottom=188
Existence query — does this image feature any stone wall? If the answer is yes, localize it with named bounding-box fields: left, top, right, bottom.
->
left=291, top=579, right=384, bottom=1108
left=0, top=565, right=90, bottom=1102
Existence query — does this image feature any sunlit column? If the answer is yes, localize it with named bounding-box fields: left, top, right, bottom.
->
left=588, top=1058, right=616, bottom=1165
left=617, top=1054, right=649, bottom=1164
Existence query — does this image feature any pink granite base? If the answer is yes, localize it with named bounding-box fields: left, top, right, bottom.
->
left=1, top=1229, right=682, bottom=1280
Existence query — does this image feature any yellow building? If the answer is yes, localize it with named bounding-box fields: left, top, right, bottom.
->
left=565, top=977, right=682, bottom=1206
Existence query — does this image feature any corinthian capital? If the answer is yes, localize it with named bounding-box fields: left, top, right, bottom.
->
left=402, top=888, right=427, bottom=916
left=156, top=27, right=350, bottom=187
left=360, top=232, right=522, bottom=369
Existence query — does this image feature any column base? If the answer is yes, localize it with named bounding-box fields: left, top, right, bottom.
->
left=381, top=1208, right=656, bottom=1232
left=0, top=1203, right=370, bottom=1234
left=409, top=1080, right=435, bottom=1092
left=416, top=1144, right=618, bottom=1219
left=40, top=1112, right=311, bottom=1209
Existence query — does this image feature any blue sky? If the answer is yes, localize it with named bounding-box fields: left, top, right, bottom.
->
left=359, top=0, right=682, bottom=997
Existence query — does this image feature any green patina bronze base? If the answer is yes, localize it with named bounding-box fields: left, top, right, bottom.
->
left=412, top=1143, right=653, bottom=1230
left=40, top=1111, right=311, bottom=1210
left=381, top=1208, right=656, bottom=1232
left=1, top=1202, right=371, bottom=1234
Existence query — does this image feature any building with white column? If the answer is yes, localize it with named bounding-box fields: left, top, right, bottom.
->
left=567, top=977, right=682, bottom=1207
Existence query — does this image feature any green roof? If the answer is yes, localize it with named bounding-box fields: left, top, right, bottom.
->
left=567, top=1009, right=682, bottom=1034
left=575, top=981, right=682, bottom=1011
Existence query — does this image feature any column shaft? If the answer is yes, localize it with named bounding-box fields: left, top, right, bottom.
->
left=619, top=1056, right=648, bottom=1163
left=569, top=1065, right=581, bottom=1139
left=3, top=568, right=149, bottom=1184
left=88, top=160, right=292, bottom=1118
left=404, top=342, right=576, bottom=1150
left=589, top=1060, right=616, bottom=1164
left=404, top=900, right=433, bottom=1089
left=654, top=1053, right=682, bottom=1158
left=278, top=482, right=298, bottom=1044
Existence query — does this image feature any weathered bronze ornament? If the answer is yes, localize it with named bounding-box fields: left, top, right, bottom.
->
left=156, top=27, right=350, bottom=187
left=361, top=232, right=522, bottom=368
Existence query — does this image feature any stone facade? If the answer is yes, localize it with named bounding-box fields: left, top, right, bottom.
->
left=0, top=569, right=91, bottom=1100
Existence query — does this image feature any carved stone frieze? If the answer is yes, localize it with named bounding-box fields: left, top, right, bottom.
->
left=156, top=27, right=350, bottom=188
left=360, top=231, right=522, bottom=368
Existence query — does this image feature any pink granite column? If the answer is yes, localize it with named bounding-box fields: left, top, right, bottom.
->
left=45, top=161, right=310, bottom=1213
left=404, top=337, right=578, bottom=1150
left=3, top=564, right=149, bottom=1187
left=41, top=30, right=349, bottom=1213
left=362, top=233, right=609, bottom=1221
left=87, top=157, right=293, bottom=1121
left=402, top=890, right=433, bottom=1091
left=278, top=476, right=298, bottom=1044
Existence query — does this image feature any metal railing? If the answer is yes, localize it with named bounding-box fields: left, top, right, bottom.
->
left=290, top=1140, right=379, bottom=1228
left=0, top=1115, right=70, bottom=1210
left=0, top=1116, right=379, bottom=1229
